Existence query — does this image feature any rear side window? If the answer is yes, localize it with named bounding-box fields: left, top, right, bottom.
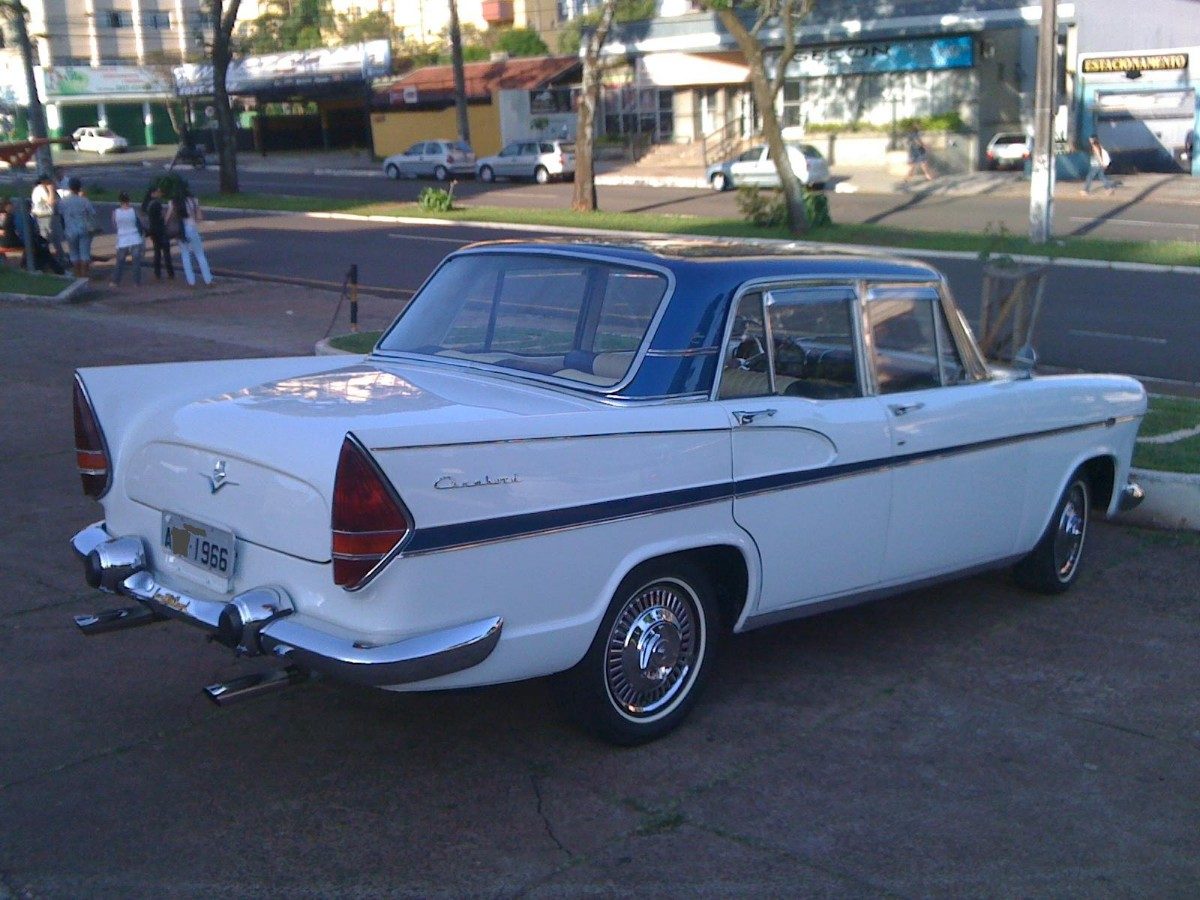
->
left=868, top=290, right=960, bottom=393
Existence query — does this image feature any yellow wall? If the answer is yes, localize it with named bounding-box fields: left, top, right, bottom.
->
left=372, top=104, right=502, bottom=158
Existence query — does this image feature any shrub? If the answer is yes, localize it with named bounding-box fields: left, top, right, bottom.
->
left=417, top=184, right=456, bottom=212
left=737, top=186, right=833, bottom=229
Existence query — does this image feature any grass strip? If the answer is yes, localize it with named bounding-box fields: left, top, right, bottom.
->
left=0, top=267, right=74, bottom=297
left=196, top=192, right=1200, bottom=270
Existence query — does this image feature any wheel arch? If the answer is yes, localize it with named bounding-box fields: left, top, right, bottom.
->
left=1080, top=454, right=1116, bottom=512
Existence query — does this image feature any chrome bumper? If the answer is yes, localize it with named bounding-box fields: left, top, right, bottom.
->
left=71, top=522, right=502, bottom=687
left=1118, top=478, right=1146, bottom=513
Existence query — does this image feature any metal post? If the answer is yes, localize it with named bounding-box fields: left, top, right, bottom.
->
left=349, top=264, right=359, bottom=333
left=1029, top=0, right=1058, bottom=244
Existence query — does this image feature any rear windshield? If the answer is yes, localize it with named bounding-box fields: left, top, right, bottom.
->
left=376, top=253, right=668, bottom=388
left=995, top=135, right=1027, bottom=145
left=450, top=141, right=472, bottom=153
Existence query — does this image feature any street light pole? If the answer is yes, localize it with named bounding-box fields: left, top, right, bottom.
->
left=1029, top=0, right=1057, bottom=244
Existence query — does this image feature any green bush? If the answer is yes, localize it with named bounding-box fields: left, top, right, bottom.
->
left=151, top=172, right=190, bottom=200
left=417, top=185, right=456, bottom=212
left=898, top=112, right=965, bottom=133
left=737, top=186, right=833, bottom=229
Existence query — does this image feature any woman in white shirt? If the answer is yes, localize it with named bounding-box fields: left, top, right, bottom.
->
left=110, top=191, right=144, bottom=285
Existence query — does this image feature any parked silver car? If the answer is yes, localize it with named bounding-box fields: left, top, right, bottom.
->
left=476, top=140, right=576, bottom=184
left=706, top=143, right=830, bottom=191
left=383, top=140, right=476, bottom=181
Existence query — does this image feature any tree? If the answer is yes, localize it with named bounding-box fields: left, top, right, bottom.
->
left=496, top=28, right=549, bottom=58
left=240, top=0, right=332, bottom=53
left=571, top=0, right=618, bottom=212
left=698, top=0, right=813, bottom=234
left=209, top=0, right=243, bottom=193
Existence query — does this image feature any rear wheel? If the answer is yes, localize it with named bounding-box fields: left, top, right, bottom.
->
left=434, top=164, right=449, bottom=181
left=556, top=558, right=720, bottom=744
left=479, top=165, right=495, bottom=183
left=1014, top=471, right=1091, bottom=594
left=534, top=165, right=550, bottom=185
left=385, top=163, right=400, bottom=180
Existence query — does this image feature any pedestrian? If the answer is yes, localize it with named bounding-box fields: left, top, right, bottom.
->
left=1081, top=134, right=1115, bottom=194
left=30, top=172, right=66, bottom=264
left=141, top=185, right=174, bottom=280
left=906, top=127, right=934, bottom=181
left=165, top=187, right=212, bottom=286
left=110, top=191, right=145, bottom=286
left=5, top=197, right=64, bottom=273
left=1184, top=129, right=1194, bottom=167
left=55, top=166, right=70, bottom=193
left=58, top=176, right=98, bottom=279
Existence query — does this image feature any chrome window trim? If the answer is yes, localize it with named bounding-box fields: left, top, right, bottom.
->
left=370, top=247, right=678, bottom=400
left=861, top=281, right=949, bottom=394
left=764, top=283, right=864, bottom=400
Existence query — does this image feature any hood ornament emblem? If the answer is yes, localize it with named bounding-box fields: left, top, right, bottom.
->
left=202, top=460, right=239, bottom=494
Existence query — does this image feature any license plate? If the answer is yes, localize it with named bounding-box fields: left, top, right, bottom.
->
left=163, top=512, right=236, bottom=578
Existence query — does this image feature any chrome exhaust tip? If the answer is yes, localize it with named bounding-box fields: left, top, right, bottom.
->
left=74, top=604, right=161, bottom=635
left=203, top=665, right=312, bottom=706
left=83, top=537, right=147, bottom=594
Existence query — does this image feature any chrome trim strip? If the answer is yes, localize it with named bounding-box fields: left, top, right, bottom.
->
left=399, top=417, right=1120, bottom=557
left=371, top=425, right=728, bottom=454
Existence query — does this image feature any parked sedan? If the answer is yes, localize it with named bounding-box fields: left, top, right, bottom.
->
left=476, top=140, right=575, bottom=183
left=985, top=132, right=1031, bottom=170
left=382, top=140, right=475, bottom=181
left=70, top=240, right=1145, bottom=744
left=707, top=142, right=830, bottom=191
left=72, top=126, right=129, bottom=154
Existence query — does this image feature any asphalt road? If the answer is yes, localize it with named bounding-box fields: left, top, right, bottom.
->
left=17, top=160, right=1200, bottom=244
left=2, top=280, right=1199, bottom=897
left=180, top=210, right=1197, bottom=388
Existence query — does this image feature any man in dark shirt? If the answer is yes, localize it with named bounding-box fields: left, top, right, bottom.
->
left=141, top=185, right=175, bottom=279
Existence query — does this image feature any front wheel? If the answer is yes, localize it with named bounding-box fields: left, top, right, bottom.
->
left=556, top=558, right=720, bottom=744
left=710, top=172, right=729, bottom=192
left=385, top=163, right=400, bottom=180
left=534, top=165, right=550, bottom=184
left=434, top=164, right=449, bottom=181
left=478, top=165, right=495, bottom=183
left=1014, top=471, right=1091, bottom=594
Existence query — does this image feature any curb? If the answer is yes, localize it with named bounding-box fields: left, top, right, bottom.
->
left=1122, top=468, right=1200, bottom=532
left=0, top=276, right=89, bottom=304
left=314, top=337, right=363, bottom=356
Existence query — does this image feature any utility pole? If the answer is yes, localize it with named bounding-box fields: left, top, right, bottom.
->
left=447, top=0, right=470, bottom=145
left=1029, top=0, right=1057, bottom=244
left=4, top=0, right=53, bottom=175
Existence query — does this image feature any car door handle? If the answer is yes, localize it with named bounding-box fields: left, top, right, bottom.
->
left=888, top=402, right=925, bottom=417
left=733, top=409, right=777, bottom=425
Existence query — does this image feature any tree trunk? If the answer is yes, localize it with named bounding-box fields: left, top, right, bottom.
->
left=714, top=6, right=808, bottom=235
left=571, top=1, right=617, bottom=213
left=211, top=0, right=243, bottom=194
left=448, top=0, right=471, bottom=145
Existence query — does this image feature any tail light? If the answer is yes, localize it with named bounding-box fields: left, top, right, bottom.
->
left=559, top=153, right=567, bottom=166
left=73, top=374, right=111, bottom=499
left=331, top=435, right=412, bottom=590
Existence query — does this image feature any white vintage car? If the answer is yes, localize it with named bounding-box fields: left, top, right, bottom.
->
left=71, top=240, right=1146, bottom=743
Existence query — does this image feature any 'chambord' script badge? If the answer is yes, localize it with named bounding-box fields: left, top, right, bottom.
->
left=434, top=473, right=520, bottom=490
left=202, top=460, right=239, bottom=494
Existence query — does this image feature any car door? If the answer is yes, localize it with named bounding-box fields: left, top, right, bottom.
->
left=728, top=147, right=766, bottom=186
left=863, top=285, right=1029, bottom=582
left=397, top=143, right=423, bottom=177
left=718, top=284, right=893, bottom=614
left=494, top=142, right=520, bottom=177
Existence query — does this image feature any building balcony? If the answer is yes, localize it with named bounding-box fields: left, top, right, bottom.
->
left=482, top=0, right=514, bottom=26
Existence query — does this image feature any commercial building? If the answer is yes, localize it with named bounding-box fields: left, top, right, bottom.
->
left=0, top=0, right=209, bottom=146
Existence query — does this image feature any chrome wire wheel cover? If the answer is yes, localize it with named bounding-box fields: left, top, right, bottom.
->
left=1054, top=482, right=1088, bottom=582
left=605, top=579, right=704, bottom=722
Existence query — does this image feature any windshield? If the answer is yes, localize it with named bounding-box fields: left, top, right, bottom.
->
left=376, top=253, right=669, bottom=388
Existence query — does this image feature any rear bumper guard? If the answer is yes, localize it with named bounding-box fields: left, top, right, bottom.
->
left=71, top=522, right=502, bottom=687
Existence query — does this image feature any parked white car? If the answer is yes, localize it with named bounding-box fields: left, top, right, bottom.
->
left=476, top=140, right=575, bottom=183
left=706, top=143, right=831, bottom=191
left=72, top=126, right=129, bottom=154
left=383, top=140, right=475, bottom=181
left=985, top=132, right=1031, bottom=170
left=70, top=240, right=1145, bottom=744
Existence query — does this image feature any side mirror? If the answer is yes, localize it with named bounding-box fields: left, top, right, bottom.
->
left=1013, top=343, right=1037, bottom=377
